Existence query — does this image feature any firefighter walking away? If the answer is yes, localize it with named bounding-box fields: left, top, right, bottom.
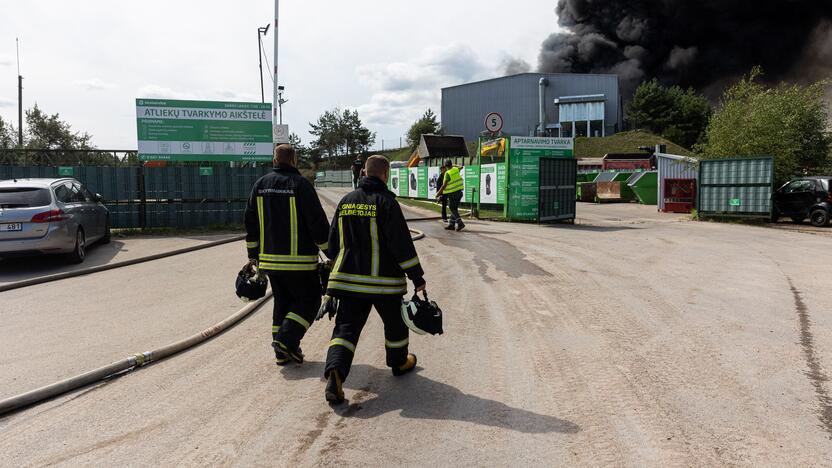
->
left=244, top=145, right=330, bottom=365
left=323, top=155, right=426, bottom=403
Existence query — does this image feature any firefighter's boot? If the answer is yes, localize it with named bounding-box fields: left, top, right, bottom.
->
left=392, top=354, right=418, bottom=376
left=325, top=370, right=345, bottom=403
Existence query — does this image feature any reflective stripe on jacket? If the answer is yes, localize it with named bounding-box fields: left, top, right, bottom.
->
left=443, top=167, right=463, bottom=194
left=243, top=165, right=330, bottom=271
left=326, top=176, right=424, bottom=298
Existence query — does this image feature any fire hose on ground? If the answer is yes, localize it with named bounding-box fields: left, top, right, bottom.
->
left=0, top=228, right=425, bottom=416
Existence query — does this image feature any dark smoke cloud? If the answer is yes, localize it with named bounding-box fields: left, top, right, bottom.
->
left=538, top=0, right=832, bottom=97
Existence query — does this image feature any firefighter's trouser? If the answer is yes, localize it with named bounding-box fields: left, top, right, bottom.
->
left=268, top=271, right=321, bottom=352
left=440, top=194, right=448, bottom=221
left=324, top=296, right=409, bottom=380
left=448, top=190, right=463, bottom=226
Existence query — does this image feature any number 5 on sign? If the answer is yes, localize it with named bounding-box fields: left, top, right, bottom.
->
left=485, top=112, right=503, bottom=133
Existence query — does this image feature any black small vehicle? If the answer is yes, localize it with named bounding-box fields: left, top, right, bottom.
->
left=772, top=177, right=832, bottom=227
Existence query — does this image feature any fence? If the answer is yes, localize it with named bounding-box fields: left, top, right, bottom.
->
left=314, top=170, right=353, bottom=188
left=0, top=164, right=270, bottom=229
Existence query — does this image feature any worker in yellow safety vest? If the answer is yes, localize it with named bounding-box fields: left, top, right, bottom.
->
left=435, top=159, right=465, bottom=231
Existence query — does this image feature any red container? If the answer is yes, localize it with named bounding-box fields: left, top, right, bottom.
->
left=663, top=178, right=696, bottom=213
left=602, top=153, right=655, bottom=171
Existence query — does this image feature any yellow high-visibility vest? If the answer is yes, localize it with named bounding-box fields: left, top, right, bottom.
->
left=443, top=167, right=463, bottom=194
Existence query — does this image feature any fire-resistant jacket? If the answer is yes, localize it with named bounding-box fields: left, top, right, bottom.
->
left=244, top=165, right=330, bottom=272
left=327, top=176, right=425, bottom=298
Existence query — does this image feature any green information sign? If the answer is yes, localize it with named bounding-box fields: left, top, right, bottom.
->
left=506, top=137, right=574, bottom=221
left=199, top=167, right=214, bottom=176
left=729, top=198, right=742, bottom=206
left=417, top=167, right=428, bottom=199
left=57, top=166, right=74, bottom=176
left=136, top=98, right=273, bottom=162
left=463, top=166, right=480, bottom=203
left=398, top=167, right=409, bottom=197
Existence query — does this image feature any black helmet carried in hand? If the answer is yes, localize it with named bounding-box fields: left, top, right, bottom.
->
left=236, top=262, right=267, bottom=302
left=401, top=291, right=443, bottom=335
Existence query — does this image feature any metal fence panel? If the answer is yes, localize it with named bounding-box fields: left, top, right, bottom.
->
left=1, top=165, right=269, bottom=229
left=538, top=158, right=577, bottom=222
left=698, top=157, right=774, bottom=217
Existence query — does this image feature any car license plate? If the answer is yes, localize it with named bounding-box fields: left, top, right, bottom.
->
left=0, top=223, right=23, bottom=232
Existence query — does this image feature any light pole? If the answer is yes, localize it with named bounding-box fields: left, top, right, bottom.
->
left=277, top=86, right=287, bottom=125
left=257, top=24, right=270, bottom=103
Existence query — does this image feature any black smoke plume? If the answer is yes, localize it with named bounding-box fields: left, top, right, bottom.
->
left=538, top=1, right=832, bottom=96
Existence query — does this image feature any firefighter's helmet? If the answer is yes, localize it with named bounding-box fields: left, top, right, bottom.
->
left=401, top=291, right=443, bottom=335
left=235, top=262, right=267, bottom=302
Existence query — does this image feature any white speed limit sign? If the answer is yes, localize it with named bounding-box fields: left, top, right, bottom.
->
left=484, top=112, right=504, bottom=133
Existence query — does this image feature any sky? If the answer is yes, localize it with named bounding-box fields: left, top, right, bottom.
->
left=0, top=0, right=559, bottom=150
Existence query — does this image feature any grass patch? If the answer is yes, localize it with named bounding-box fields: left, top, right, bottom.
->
left=575, top=130, right=691, bottom=159
left=113, top=224, right=244, bottom=237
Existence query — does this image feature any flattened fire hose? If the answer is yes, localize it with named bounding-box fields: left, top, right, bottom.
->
left=0, top=229, right=425, bottom=416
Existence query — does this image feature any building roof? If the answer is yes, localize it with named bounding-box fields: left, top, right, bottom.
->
left=441, top=72, right=620, bottom=91
left=603, top=153, right=654, bottom=160
left=419, top=135, right=469, bottom=159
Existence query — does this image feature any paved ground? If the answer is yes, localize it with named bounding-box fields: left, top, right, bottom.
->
left=1, top=190, right=831, bottom=466
left=0, top=232, right=242, bottom=287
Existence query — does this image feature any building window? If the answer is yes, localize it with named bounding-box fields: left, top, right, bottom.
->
left=560, top=122, right=573, bottom=138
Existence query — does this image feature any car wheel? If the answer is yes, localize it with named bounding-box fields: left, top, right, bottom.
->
left=810, top=209, right=830, bottom=227
left=790, top=217, right=805, bottom=224
left=66, top=229, right=86, bottom=264
left=770, top=208, right=780, bottom=223
left=101, top=218, right=111, bottom=244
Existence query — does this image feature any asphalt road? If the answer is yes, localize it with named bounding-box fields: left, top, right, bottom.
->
left=1, top=190, right=831, bottom=466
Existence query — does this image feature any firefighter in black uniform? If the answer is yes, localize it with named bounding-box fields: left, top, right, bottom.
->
left=244, top=144, right=330, bottom=365
left=351, top=156, right=364, bottom=188
left=323, top=155, right=426, bottom=403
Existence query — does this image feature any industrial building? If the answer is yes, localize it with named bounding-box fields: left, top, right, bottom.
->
left=441, top=73, right=623, bottom=142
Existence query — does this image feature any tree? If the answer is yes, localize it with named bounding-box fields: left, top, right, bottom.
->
left=406, top=109, right=441, bottom=149
left=308, top=108, right=376, bottom=159
left=626, top=79, right=712, bottom=148
left=0, top=116, right=16, bottom=149
left=695, top=67, right=832, bottom=184
left=24, top=104, right=93, bottom=150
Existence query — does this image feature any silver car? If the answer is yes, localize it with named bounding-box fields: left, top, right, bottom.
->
left=0, top=178, right=110, bottom=263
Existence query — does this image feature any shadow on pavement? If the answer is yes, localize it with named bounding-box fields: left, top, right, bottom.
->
left=281, top=361, right=580, bottom=435
left=0, top=240, right=124, bottom=283
left=548, top=224, right=640, bottom=232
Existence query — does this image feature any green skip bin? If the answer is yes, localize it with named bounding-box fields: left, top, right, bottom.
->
left=627, top=171, right=658, bottom=205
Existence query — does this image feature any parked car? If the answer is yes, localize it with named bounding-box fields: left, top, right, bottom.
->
left=0, top=178, right=110, bottom=263
left=772, top=176, right=832, bottom=227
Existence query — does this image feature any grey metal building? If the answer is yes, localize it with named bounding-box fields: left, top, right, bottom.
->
left=441, top=73, right=623, bottom=142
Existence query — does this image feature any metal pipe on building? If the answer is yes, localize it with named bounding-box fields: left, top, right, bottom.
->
left=538, top=77, right=548, bottom=136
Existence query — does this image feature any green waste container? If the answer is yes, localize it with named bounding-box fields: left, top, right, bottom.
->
left=628, top=171, right=658, bottom=205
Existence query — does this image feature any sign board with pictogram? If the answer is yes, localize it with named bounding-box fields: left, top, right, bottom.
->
left=273, top=124, right=290, bottom=144
left=136, top=98, right=273, bottom=162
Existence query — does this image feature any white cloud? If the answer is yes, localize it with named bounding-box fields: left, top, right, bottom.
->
left=0, top=55, right=12, bottom=67
left=137, top=85, right=259, bottom=103
left=355, top=43, right=493, bottom=127
left=74, top=78, right=117, bottom=91
left=0, top=97, right=14, bottom=107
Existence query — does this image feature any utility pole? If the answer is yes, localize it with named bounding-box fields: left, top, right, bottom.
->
left=272, top=0, right=282, bottom=145
left=257, top=24, right=270, bottom=103
left=16, top=38, right=23, bottom=147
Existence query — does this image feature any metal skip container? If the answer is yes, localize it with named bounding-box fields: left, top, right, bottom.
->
left=628, top=171, right=658, bottom=205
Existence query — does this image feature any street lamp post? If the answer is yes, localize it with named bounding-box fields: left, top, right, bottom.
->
left=257, top=24, right=270, bottom=103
